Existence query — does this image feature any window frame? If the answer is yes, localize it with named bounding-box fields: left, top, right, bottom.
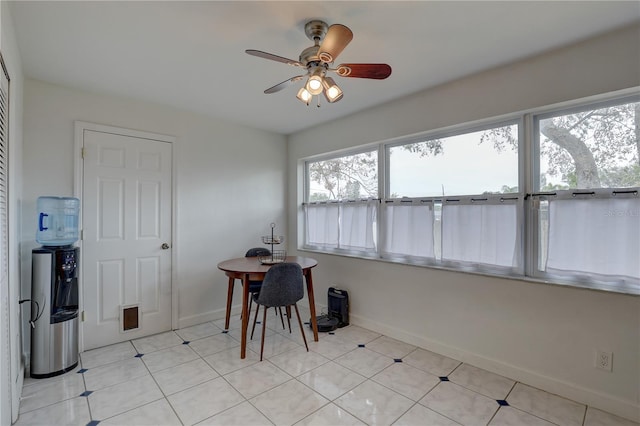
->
left=528, top=94, right=640, bottom=291
left=300, top=89, right=640, bottom=295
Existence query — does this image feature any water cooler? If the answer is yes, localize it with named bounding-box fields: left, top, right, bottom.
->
left=30, top=197, right=80, bottom=378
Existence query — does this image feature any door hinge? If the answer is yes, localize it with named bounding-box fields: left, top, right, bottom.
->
left=81, top=311, right=85, bottom=322
left=80, top=229, right=83, bottom=241
left=81, top=147, right=85, bottom=159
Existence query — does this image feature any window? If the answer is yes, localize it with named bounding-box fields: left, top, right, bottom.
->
left=388, top=124, right=519, bottom=197
left=302, top=92, right=639, bottom=294
left=304, top=150, right=378, bottom=253
left=532, top=97, right=640, bottom=291
left=382, top=122, right=522, bottom=274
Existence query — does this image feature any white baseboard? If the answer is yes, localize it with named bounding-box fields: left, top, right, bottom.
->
left=177, top=307, right=229, bottom=329
left=349, top=312, right=640, bottom=423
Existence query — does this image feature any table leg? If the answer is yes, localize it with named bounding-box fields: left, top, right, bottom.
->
left=240, top=273, right=250, bottom=359
left=224, top=276, right=235, bottom=330
left=305, top=270, right=319, bottom=342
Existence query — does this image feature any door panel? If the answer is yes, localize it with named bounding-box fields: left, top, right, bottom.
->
left=82, top=129, right=172, bottom=350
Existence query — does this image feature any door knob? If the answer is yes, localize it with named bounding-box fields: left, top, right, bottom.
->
left=161, top=243, right=170, bottom=250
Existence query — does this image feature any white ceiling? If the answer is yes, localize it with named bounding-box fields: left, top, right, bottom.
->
left=8, top=1, right=640, bottom=135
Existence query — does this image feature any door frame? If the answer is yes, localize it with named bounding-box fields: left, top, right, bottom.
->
left=73, top=121, right=178, bottom=351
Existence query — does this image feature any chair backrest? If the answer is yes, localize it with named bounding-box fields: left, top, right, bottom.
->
left=245, top=247, right=271, bottom=257
left=257, top=263, right=304, bottom=307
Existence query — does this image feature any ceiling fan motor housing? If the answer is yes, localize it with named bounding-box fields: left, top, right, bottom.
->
left=304, top=20, right=328, bottom=43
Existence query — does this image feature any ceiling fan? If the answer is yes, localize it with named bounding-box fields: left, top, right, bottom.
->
left=246, top=20, right=392, bottom=106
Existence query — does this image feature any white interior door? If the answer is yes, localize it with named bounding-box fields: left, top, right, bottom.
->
left=81, top=127, right=172, bottom=350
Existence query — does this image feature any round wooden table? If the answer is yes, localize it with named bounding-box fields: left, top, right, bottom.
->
left=217, top=256, right=319, bottom=359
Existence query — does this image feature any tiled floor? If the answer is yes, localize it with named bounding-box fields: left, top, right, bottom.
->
left=15, top=307, right=638, bottom=426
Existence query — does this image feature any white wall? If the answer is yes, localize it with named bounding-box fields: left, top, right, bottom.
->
left=288, top=24, right=640, bottom=421
left=1, top=1, right=24, bottom=424
left=21, top=79, right=287, bottom=353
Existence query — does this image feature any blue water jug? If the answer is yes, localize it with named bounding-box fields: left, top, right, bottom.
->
left=36, top=196, right=79, bottom=246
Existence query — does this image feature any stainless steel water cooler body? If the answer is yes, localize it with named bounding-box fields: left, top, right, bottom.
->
left=31, top=246, right=79, bottom=378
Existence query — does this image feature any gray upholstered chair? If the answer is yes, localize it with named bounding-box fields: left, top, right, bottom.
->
left=244, top=248, right=275, bottom=319
left=252, top=262, right=309, bottom=361
left=246, top=247, right=287, bottom=332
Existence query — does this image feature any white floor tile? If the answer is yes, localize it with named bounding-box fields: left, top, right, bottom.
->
left=489, top=406, right=556, bottom=426
left=419, top=381, right=499, bottom=426
left=507, top=383, right=586, bottom=426
left=19, top=371, right=85, bottom=414
left=334, top=347, right=394, bottom=378
left=297, top=361, right=367, bottom=401
left=198, top=401, right=273, bottom=425
left=269, top=346, right=330, bottom=377
left=83, top=357, right=148, bottom=391
left=308, top=337, right=359, bottom=360
left=403, top=348, right=461, bottom=377
left=152, top=358, right=219, bottom=396
left=448, top=364, right=515, bottom=400
left=250, top=379, right=329, bottom=426
left=224, top=360, right=293, bottom=399
left=295, top=402, right=366, bottom=426
left=331, top=325, right=381, bottom=344
left=246, top=331, right=304, bottom=359
left=100, top=398, right=182, bottom=425
left=141, top=343, right=199, bottom=372
left=366, top=336, right=417, bottom=359
left=175, top=321, right=222, bottom=341
left=202, top=347, right=260, bottom=375
left=14, top=396, right=90, bottom=426
left=372, top=362, right=440, bottom=401
left=584, top=407, right=639, bottom=426
left=80, top=341, right=137, bottom=369
left=393, top=403, right=461, bottom=426
left=132, top=331, right=184, bottom=354
left=188, top=332, right=240, bottom=357
left=167, top=376, right=245, bottom=425
left=334, top=380, right=414, bottom=425
left=88, top=375, right=164, bottom=421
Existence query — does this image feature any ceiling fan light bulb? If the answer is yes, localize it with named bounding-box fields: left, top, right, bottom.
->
left=307, top=76, right=323, bottom=95
left=297, top=87, right=312, bottom=104
left=322, top=77, right=343, bottom=102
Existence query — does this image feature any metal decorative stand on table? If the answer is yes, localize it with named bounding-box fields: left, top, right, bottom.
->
left=259, top=223, right=286, bottom=264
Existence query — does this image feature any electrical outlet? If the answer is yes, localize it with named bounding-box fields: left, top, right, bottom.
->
left=595, top=350, right=613, bottom=372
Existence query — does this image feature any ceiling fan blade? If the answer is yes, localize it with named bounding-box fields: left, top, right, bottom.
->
left=246, top=49, right=304, bottom=67
left=336, top=63, right=392, bottom=79
left=264, top=75, right=305, bottom=94
left=317, top=24, right=353, bottom=63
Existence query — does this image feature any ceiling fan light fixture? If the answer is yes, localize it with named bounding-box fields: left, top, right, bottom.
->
left=306, top=77, right=323, bottom=95
left=322, top=76, right=343, bottom=103
left=306, top=67, right=324, bottom=95
left=296, top=87, right=312, bottom=105
left=246, top=20, right=391, bottom=108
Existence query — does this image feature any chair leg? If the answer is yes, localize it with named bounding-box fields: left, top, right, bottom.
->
left=260, top=304, right=268, bottom=361
left=293, top=303, right=309, bottom=352
left=250, top=301, right=261, bottom=340
left=286, top=306, right=292, bottom=333
left=278, top=307, right=285, bottom=329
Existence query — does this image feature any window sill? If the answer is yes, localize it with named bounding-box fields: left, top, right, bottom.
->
left=297, top=247, right=640, bottom=297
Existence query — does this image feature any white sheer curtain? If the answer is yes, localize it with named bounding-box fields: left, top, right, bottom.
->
left=304, top=200, right=377, bottom=252
left=381, top=202, right=434, bottom=260
left=304, top=203, right=339, bottom=249
left=442, top=200, right=520, bottom=268
left=339, top=200, right=377, bottom=251
left=546, top=196, right=640, bottom=281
